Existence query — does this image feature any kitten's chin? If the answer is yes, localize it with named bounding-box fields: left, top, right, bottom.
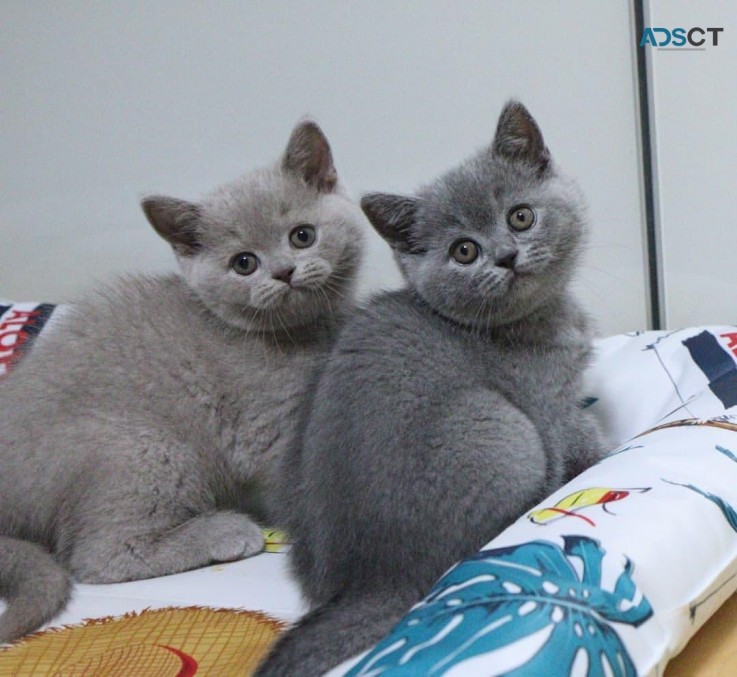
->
left=423, top=281, right=554, bottom=330
left=449, top=304, right=529, bottom=330
left=212, top=289, right=343, bottom=334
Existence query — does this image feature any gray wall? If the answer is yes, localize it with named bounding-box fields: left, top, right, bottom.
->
left=646, top=0, right=737, bottom=327
left=1, top=1, right=647, bottom=335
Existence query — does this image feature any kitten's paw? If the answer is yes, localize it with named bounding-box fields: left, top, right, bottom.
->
left=205, top=512, right=265, bottom=562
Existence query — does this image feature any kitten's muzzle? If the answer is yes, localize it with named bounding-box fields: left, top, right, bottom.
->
left=272, top=267, right=296, bottom=284
left=495, top=249, right=518, bottom=270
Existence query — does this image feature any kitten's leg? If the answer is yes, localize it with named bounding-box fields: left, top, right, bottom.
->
left=69, top=509, right=264, bottom=583
left=63, top=429, right=265, bottom=583
left=564, top=409, right=608, bottom=481
left=408, top=388, right=550, bottom=567
left=323, top=390, right=549, bottom=605
left=262, top=388, right=550, bottom=676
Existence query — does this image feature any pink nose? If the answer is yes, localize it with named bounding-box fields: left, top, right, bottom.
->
left=273, top=267, right=295, bottom=284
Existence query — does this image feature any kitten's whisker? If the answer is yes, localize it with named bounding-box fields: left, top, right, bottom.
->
left=478, top=298, right=492, bottom=337
left=317, top=286, right=335, bottom=320
left=322, top=281, right=346, bottom=301
left=275, top=309, right=297, bottom=347
left=465, top=292, right=491, bottom=335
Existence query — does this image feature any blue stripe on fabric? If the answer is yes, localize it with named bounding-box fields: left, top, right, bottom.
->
left=682, top=331, right=737, bottom=408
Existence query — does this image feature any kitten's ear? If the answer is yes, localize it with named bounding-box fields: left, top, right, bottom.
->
left=361, top=193, right=421, bottom=254
left=141, top=196, right=202, bottom=256
left=282, top=120, right=338, bottom=193
left=492, top=101, right=551, bottom=175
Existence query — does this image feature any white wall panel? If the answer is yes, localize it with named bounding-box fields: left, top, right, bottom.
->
left=1, top=1, right=647, bottom=335
left=646, top=0, right=737, bottom=327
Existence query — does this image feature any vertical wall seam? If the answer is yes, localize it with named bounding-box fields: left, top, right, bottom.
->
left=633, top=0, right=665, bottom=330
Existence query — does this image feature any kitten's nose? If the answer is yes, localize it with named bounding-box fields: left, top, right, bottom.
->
left=495, top=248, right=518, bottom=270
left=273, top=267, right=295, bottom=284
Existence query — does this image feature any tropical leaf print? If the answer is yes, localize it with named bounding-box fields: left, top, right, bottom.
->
left=662, top=479, right=737, bottom=533
left=715, top=444, right=737, bottom=464
left=346, top=536, right=652, bottom=676
left=606, top=444, right=644, bottom=459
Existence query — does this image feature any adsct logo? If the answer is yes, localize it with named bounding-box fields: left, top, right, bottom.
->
left=640, top=26, right=724, bottom=49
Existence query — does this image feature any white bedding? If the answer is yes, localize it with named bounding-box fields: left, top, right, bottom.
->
left=332, top=327, right=737, bottom=676
left=3, top=301, right=737, bottom=675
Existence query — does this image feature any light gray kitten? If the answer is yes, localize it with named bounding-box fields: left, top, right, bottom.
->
left=0, top=121, right=366, bottom=643
left=257, top=102, right=606, bottom=675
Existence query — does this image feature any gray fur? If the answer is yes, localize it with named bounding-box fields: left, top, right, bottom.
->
left=257, top=101, right=606, bottom=675
left=0, top=120, right=366, bottom=643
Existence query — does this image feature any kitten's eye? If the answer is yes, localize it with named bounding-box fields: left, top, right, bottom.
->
left=450, top=239, right=480, bottom=265
left=508, top=205, right=536, bottom=231
left=231, top=252, right=259, bottom=276
left=290, top=225, right=316, bottom=249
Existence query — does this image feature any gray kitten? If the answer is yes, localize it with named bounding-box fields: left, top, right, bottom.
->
left=257, top=102, right=606, bottom=675
left=0, top=121, right=366, bottom=643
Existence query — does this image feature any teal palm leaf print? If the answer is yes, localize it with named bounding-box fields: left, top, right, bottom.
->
left=661, top=446, right=737, bottom=533
left=662, top=478, right=737, bottom=532
left=347, top=536, right=652, bottom=676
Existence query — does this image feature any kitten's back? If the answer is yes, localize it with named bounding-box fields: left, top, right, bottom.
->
left=288, top=289, right=552, bottom=599
left=2, top=275, right=216, bottom=421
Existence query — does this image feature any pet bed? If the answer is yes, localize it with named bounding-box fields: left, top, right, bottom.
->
left=1, top=301, right=737, bottom=675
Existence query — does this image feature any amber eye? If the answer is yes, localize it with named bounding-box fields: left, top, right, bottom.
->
left=450, top=239, right=480, bottom=265
left=231, top=252, right=259, bottom=275
left=508, top=205, right=536, bottom=231
left=290, top=225, right=316, bottom=248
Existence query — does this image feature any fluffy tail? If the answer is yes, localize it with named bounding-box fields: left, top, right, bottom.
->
left=0, top=536, right=71, bottom=643
left=256, top=588, right=416, bottom=676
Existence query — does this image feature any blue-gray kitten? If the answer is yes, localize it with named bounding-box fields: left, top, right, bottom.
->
left=257, top=102, right=606, bottom=675
left=0, top=121, right=366, bottom=643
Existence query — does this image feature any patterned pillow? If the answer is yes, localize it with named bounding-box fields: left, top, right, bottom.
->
left=334, top=327, right=737, bottom=676
left=0, top=302, right=57, bottom=379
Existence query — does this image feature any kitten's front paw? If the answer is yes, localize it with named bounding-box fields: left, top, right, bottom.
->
left=205, top=512, right=265, bottom=562
left=565, top=412, right=609, bottom=480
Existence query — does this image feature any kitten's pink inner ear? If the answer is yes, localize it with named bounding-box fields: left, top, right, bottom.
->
left=360, top=193, right=420, bottom=254
left=318, top=161, right=337, bottom=192
left=141, top=196, right=202, bottom=256
left=282, top=121, right=338, bottom=193
left=493, top=101, right=551, bottom=174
